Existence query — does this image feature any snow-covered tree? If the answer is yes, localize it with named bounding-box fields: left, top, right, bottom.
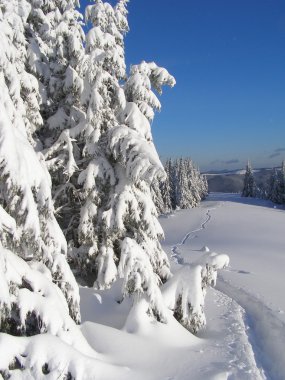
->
left=162, top=247, right=229, bottom=334
left=201, top=174, right=208, bottom=200
left=25, top=0, right=85, bottom=241
left=64, top=1, right=175, bottom=320
left=176, top=158, right=192, bottom=209
left=67, top=0, right=130, bottom=278
left=0, top=1, right=148, bottom=376
left=159, top=158, right=207, bottom=212
left=0, top=0, right=80, bottom=338
left=160, top=159, right=172, bottom=212
left=268, top=162, right=285, bottom=204
left=26, top=0, right=85, bottom=143
left=278, top=161, right=285, bottom=204
left=151, top=178, right=166, bottom=214
left=242, top=161, right=256, bottom=198
left=186, top=159, right=201, bottom=207
left=165, top=158, right=176, bottom=210
left=112, top=60, right=175, bottom=318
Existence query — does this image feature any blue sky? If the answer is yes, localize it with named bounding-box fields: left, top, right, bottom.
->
left=82, top=0, right=285, bottom=171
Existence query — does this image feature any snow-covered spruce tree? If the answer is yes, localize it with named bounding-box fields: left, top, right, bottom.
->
left=268, top=169, right=278, bottom=203
left=151, top=178, right=166, bottom=214
left=169, top=158, right=179, bottom=209
left=117, top=59, right=176, bottom=282
left=268, top=162, right=285, bottom=204
left=242, top=161, right=256, bottom=198
left=268, top=169, right=280, bottom=204
left=68, top=1, right=175, bottom=320
left=26, top=0, right=85, bottom=143
left=187, top=159, right=206, bottom=208
left=25, top=0, right=85, bottom=242
left=0, top=0, right=80, bottom=338
left=176, top=158, right=193, bottom=209
left=186, top=158, right=200, bottom=207
left=151, top=160, right=174, bottom=215
left=68, top=0, right=130, bottom=277
left=160, top=159, right=172, bottom=212
left=278, top=161, right=285, bottom=204
left=163, top=157, right=207, bottom=211
left=201, top=173, right=209, bottom=200
left=0, top=3, right=103, bottom=377
left=163, top=158, right=175, bottom=210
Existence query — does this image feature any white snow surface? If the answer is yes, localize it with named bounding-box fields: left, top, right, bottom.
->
left=76, top=193, right=285, bottom=379
left=3, top=193, right=284, bottom=379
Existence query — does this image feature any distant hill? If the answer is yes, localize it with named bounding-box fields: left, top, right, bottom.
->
left=204, top=168, right=274, bottom=193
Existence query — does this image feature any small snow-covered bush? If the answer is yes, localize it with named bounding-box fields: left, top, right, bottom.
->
left=162, top=248, right=229, bottom=334
left=0, top=246, right=97, bottom=378
left=0, top=247, right=72, bottom=336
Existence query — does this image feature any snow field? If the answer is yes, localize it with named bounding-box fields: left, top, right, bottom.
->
left=160, top=193, right=285, bottom=379
left=75, top=193, right=285, bottom=379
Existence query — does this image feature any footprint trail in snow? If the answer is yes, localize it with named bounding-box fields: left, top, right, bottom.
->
left=167, top=200, right=281, bottom=379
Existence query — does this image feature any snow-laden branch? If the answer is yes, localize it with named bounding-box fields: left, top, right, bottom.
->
left=109, top=118, right=165, bottom=184
left=43, top=129, right=78, bottom=179
left=162, top=248, right=229, bottom=333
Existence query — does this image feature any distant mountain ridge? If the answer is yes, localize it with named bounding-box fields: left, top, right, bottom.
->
left=203, top=167, right=276, bottom=193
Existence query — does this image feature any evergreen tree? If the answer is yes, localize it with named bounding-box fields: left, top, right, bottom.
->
left=242, top=161, right=256, bottom=198
left=65, top=1, right=176, bottom=320
left=171, top=158, right=180, bottom=209
left=25, top=0, right=85, bottom=241
left=164, top=157, right=207, bottom=211
left=187, top=159, right=201, bottom=207
left=114, top=60, right=175, bottom=318
left=176, top=158, right=192, bottom=209
left=267, top=163, right=285, bottom=204
left=278, top=161, right=285, bottom=204
left=166, top=158, right=176, bottom=209
left=151, top=178, right=166, bottom=214
left=26, top=0, right=85, bottom=143
left=65, top=0, right=130, bottom=280
left=160, top=159, right=172, bottom=213
left=201, top=174, right=209, bottom=200
left=0, top=0, right=80, bottom=334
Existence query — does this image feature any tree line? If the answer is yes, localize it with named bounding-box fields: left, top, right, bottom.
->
left=151, top=158, right=208, bottom=214
left=242, top=161, right=285, bottom=204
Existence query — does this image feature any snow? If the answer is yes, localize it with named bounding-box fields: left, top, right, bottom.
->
left=160, top=193, right=285, bottom=379
left=0, top=333, right=126, bottom=380
left=0, top=205, right=16, bottom=235
left=1, top=0, right=284, bottom=377
left=77, top=193, right=285, bottom=379
left=118, top=237, right=167, bottom=321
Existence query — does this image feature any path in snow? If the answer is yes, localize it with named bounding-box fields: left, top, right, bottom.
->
left=167, top=199, right=283, bottom=379
left=171, top=206, right=215, bottom=264
left=217, top=276, right=285, bottom=380
left=200, top=287, right=265, bottom=380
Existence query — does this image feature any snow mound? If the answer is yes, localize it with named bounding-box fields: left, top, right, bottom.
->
left=0, top=247, right=95, bottom=367
left=162, top=249, right=229, bottom=333
left=0, top=333, right=125, bottom=380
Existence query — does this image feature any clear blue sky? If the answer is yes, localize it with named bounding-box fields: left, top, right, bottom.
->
left=81, top=0, right=285, bottom=171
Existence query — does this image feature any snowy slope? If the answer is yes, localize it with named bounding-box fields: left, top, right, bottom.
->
left=161, top=193, right=285, bottom=380
left=79, top=193, right=285, bottom=380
